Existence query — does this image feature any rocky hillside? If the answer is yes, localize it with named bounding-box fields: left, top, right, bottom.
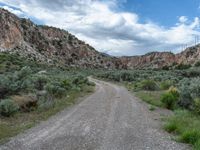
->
left=1, top=8, right=200, bottom=69
left=176, top=44, right=200, bottom=65
left=122, top=45, right=200, bottom=69
left=0, top=8, right=116, bottom=69
left=119, top=52, right=176, bottom=69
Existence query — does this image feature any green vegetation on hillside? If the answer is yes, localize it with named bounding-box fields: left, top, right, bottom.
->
left=0, top=52, right=95, bottom=143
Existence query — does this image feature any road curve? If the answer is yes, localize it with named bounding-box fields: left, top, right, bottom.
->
left=0, top=78, right=190, bottom=150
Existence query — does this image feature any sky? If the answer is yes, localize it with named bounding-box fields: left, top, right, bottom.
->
left=0, top=0, right=200, bottom=56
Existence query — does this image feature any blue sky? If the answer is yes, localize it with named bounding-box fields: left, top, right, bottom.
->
left=0, top=0, right=200, bottom=56
left=122, top=0, right=200, bottom=27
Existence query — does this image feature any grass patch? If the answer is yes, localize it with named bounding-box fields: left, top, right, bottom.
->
left=164, top=110, right=200, bottom=149
left=135, top=90, right=165, bottom=107
left=0, top=85, right=94, bottom=144
left=194, top=139, right=200, bottom=150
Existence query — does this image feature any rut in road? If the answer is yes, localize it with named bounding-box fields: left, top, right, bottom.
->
left=0, top=78, right=190, bottom=150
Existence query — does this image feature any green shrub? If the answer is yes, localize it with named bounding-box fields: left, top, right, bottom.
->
left=178, top=78, right=200, bottom=109
left=189, top=79, right=200, bottom=99
left=160, top=80, right=173, bottom=90
left=0, top=75, right=10, bottom=98
left=61, top=79, right=72, bottom=90
left=178, top=78, right=193, bottom=108
left=16, top=66, right=32, bottom=80
left=195, top=61, right=200, bottom=67
left=71, top=86, right=81, bottom=92
left=176, top=64, right=191, bottom=70
left=168, top=86, right=179, bottom=98
left=184, top=69, right=200, bottom=77
left=32, top=74, right=49, bottom=90
left=0, top=66, right=34, bottom=96
left=164, top=121, right=179, bottom=133
left=45, top=82, right=66, bottom=98
left=0, top=99, right=19, bottom=117
left=72, top=75, right=88, bottom=85
left=96, top=70, right=181, bottom=84
left=87, top=81, right=95, bottom=86
left=161, top=92, right=178, bottom=109
left=119, top=72, right=135, bottom=81
left=37, top=95, right=55, bottom=111
left=162, top=66, right=170, bottom=70
left=140, top=80, right=158, bottom=91
left=194, top=98, right=200, bottom=115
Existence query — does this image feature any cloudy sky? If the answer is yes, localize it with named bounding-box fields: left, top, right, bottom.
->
left=0, top=0, right=200, bottom=56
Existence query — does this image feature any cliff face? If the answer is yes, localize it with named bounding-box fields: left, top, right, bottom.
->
left=1, top=8, right=200, bottom=69
left=0, top=8, right=116, bottom=69
left=119, top=52, right=176, bottom=69
left=119, top=46, right=200, bottom=69
left=0, top=9, right=22, bottom=50
left=176, top=45, right=200, bottom=65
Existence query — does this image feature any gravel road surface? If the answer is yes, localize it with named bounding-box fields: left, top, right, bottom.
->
left=0, top=78, right=190, bottom=150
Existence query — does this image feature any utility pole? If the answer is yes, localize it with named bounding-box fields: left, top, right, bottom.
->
left=195, top=35, right=197, bottom=45
left=181, top=44, right=189, bottom=51
left=182, top=44, right=185, bottom=51
left=194, top=35, right=199, bottom=45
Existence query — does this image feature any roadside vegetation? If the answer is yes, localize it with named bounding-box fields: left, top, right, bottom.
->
left=96, top=68, right=200, bottom=149
left=0, top=52, right=95, bottom=143
left=2, top=51, right=200, bottom=149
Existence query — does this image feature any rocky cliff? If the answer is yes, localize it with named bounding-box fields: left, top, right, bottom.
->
left=176, top=45, right=200, bottom=65
left=123, top=45, right=200, bottom=69
left=1, top=8, right=200, bottom=69
left=0, top=8, right=116, bottom=69
left=119, top=52, right=176, bottom=69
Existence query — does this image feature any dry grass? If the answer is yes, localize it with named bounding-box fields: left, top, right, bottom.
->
left=11, top=95, right=37, bottom=112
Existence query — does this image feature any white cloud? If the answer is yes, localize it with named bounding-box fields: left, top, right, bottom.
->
left=190, top=17, right=200, bottom=28
left=179, top=16, right=188, bottom=23
left=2, top=5, right=23, bottom=16
left=0, top=0, right=200, bottom=56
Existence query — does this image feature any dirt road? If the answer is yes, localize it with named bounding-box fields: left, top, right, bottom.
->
left=0, top=78, right=190, bottom=150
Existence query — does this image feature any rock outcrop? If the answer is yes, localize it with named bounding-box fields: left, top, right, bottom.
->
left=176, top=45, right=200, bottom=65
left=119, top=52, right=176, bottom=69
